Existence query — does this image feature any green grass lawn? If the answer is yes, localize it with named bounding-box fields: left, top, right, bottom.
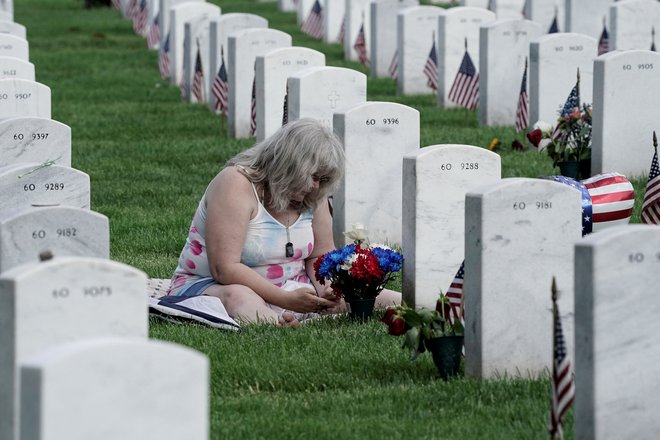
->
left=16, top=0, right=647, bottom=437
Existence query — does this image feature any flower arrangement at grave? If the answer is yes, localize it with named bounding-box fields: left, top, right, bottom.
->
left=381, top=293, right=464, bottom=360
left=313, top=223, right=403, bottom=301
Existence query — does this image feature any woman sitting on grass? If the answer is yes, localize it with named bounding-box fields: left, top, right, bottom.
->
left=168, top=119, right=399, bottom=327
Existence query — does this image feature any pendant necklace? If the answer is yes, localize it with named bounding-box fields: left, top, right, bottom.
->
left=285, top=210, right=294, bottom=258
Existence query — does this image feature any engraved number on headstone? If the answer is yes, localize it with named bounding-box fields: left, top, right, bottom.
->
left=628, top=252, right=644, bottom=263
left=44, top=183, right=65, bottom=191
left=3, top=70, right=15, bottom=75
left=513, top=201, right=526, bottom=210
left=366, top=119, right=375, bottom=125
left=440, top=163, right=452, bottom=171
left=15, top=93, right=30, bottom=99
left=461, top=162, right=479, bottom=170
left=623, top=64, right=632, bottom=70
left=13, top=133, right=23, bottom=140
left=84, top=286, right=112, bottom=296
left=32, top=133, right=49, bottom=140
left=31, top=230, right=46, bottom=239
left=638, top=64, right=653, bottom=70
left=52, top=287, right=70, bottom=298
left=57, top=228, right=77, bottom=238
left=536, top=201, right=552, bottom=209
left=383, top=118, right=399, bottom=125
left=0, top=93, right=8, bottom=99
left=23, top=183, right=35, bottom=191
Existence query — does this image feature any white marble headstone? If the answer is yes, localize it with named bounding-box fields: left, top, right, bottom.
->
left=20, top=338, right=209, bottom=440
left=344, top=0, right=371, bottom=63
left=459, top=0, right=490, bottom=9
left=402, top=145, right=501, bottom=309
left=287, top=66, right=367, bottom=128
left=0, top=20, right=26, bottom=40
left=592, top=50, right=660, bottom=178
left=437, top=7, right=496, bottom=108
left=0, top=257, right=148, bottom=440
left=0, top=205, right=109, bottom=274
left=0, top=79, right=51, bottom=119
left=208, top=13, right=268, bottom=113
left=369, top=0, right=418, bottom=78
left=0, top=56, right=34, bottom=80
left=0, top=163, right=90, bottom=210
left=523, top=0, right=565, bottom=34
left=464, top=178, right=582, bottom=379
left=610, top=0, right=660, bottom=51
left=0, top=34, right=27, bottom=62
left=182, top=17, right=212, bottom=103
left=256, top=47, right=325, bottom=142
left=0, top=0, right=13, bottom=20
left=490, top=0, right=525, bottom=20
left=228, top=28, right=291, bottom=138
left=0, top=11, right=9, bottom=22
left=574, top=225, right=660, bottom=440
left=479, top=19, right=542, bottom=126
left=157, top=0, right=204, bottom=51
left=323, top=0, right=345, bottom=43
left=566, top=0, right=612, bottom=40
left=168, top=2, right=220, bottom=86
left=333, top=101, right=420, bottom=246
left=396, top=5, right=445, bottom=95
left=530, top=33, right=596, bottom=128
left=0, top=117, right=71, bottom=167
left=278, top=0, right=297, bottom=12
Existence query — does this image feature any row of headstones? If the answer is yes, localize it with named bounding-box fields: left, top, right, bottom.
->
left=0, top=8, right=212, bottom=440
left=123, top=0, right=660, bottom=180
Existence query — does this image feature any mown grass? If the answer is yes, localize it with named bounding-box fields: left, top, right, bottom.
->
left=16, top=0, right=641, bottom=437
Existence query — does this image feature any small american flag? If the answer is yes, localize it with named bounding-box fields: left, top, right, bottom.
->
left=192, top=46, right=204, bottom=103
left=448, top=46, right=479, bottom=110
left=282, top=84, right=289, bottom=126
left=126, top=0, right=138, bottom=21
left=250, top=71, right=257, bottom=136
left=641, top=144, right=660, bottom=224
left=446, top=261, right=464, bottom=324
left=337, top=18, right=345, bottom=44
left=423, top=37, right=438, bottom=91
left=354, top=23, right=369, bottom=68
left=147, top=15, right=160, bottom=49
left=301, top=0, right=323, bottom=40
left=211, top=47, right=229, bottom=115
left=598, top=23, right=609, bottom=56
left=515, top=59, right=528, bottom=132
left=548, top=281, right=575, bottom=440
left=111, top=0, right=121, bottom=10
left=651, top=27, right=656, bottom=52
left=388, top=49, right=398, bottom=80
left=559, top=82, right=579, bottom=117
left=159, top=33, right=171, bottom=80
left=132, top=0, right=148, bottom=35
left=548, top=15, right=559, bottom=34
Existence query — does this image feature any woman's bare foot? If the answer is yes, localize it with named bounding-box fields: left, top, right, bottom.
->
left=277, top=311, right=300, bottom=328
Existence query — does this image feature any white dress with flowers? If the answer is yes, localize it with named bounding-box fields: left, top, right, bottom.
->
left=168, top=186, right=314, bottom=297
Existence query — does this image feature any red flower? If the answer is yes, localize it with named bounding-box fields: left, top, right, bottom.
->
left=511, top=139, right=525, bottom=151
left=526, top=129, right=542, bottom=147
left=313, top=255, right=325, bottom=284
left=381, top=308, right=397, bottom=324
left=350, top=249, right=383, bottom=283
left=381, top=307, right=408, bottom=336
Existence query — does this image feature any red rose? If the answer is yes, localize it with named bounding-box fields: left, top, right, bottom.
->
left=526, top=129, right=542, bottom=147
left=388, top=316, right=408, bottom=336
left=381, top=308, right=397, bottom=324
left=511, top=139, right=525, bottom=151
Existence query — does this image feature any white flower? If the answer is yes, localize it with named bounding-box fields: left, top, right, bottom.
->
left=343, top=223, right=369, bottom=243
left=341, top=253, right=358, bottom=272
left=371, top=243, right=391, bottom=250
left=532, top=120, right=553, bottom=137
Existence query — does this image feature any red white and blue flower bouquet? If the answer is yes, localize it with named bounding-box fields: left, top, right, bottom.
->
left=313, top=224, right=403, bottom=319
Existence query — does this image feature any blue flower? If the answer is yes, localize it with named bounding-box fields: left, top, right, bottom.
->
left=371, top=247, right=403, bottom=273
left=317, top=244, right=355, bottom=278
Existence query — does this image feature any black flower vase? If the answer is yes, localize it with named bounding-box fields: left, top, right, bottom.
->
left=424, top=336, right=464, bottom=380
left=557, top=161, right=580, bottom=179
left=346, top=298, right=375, bottom=322
left=579, top=158, right=591, bottom=180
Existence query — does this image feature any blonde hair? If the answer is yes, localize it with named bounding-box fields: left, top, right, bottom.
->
left=226, top=119, right=345, bottom=211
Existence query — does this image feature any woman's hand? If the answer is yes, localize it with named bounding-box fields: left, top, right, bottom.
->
left=286, top=287, right=337, bottom=313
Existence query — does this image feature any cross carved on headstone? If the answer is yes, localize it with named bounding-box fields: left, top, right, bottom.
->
left=328, top=90, right=340, bottom=108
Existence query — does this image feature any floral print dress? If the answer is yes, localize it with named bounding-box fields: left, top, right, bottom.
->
left=168, top=186, right=314, bottom=297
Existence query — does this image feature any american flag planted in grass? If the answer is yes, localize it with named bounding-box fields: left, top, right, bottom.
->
left=549, top=173, right=635, bottom=236
left=301, top=0, right=323, bottom=39
left=191, top=46, right=204, bottom=103
left=212, top=48, right=228, bottom=114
